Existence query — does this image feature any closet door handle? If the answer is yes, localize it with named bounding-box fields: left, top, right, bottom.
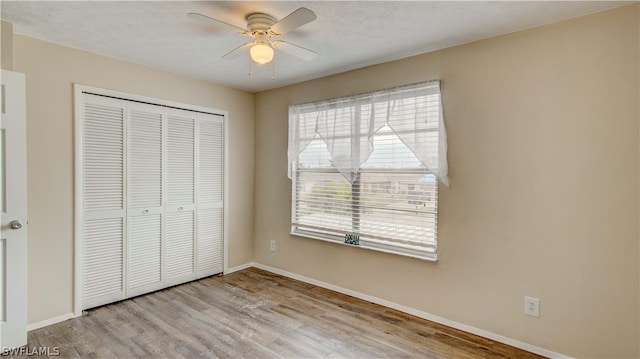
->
left=178, top=206, right=184, bottom=211
left=142, top=209, right=149, bottom=214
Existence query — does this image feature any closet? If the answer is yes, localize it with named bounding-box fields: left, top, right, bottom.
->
left=77, top=89, right=225, bottom=310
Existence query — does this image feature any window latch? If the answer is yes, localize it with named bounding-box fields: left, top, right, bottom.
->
left=344, top=234, right=360, bottom=245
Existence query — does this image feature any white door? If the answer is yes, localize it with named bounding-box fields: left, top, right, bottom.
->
left=80, top=94, right=126, bottom=310
left=196, top=114, right=224, bottom=277
left=76, top=86, right=226, bottom=311
left=126, top=103, right=164, bottom=297
left=164, top=110, right=196, bottom=287
left=0, top=70, right=28, bottom=348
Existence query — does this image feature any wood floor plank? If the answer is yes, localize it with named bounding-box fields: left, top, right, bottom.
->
left=24, top=267, right=545, bottom=358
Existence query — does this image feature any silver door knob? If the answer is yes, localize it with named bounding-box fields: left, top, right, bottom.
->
left=9, top=220, right=23, bottom=230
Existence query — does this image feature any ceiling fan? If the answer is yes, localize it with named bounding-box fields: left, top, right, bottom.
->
left=188, top=7, right=318, bottom=65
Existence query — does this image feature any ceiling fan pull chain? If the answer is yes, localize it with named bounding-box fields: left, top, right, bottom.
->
left=272, top=55, right=276, bottom=80
left=248, top=53, right=252, bottom=76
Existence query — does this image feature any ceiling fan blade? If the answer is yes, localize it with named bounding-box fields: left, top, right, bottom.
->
left=221, top=42, right=253, bottom=60
left=270, top=7, right=317, bottom=35
left=187, top=12, right=248, bottom=34
left=273, top=40, right=317, bottom=61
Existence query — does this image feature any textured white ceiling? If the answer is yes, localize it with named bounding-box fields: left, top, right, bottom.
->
left=1, top=1, right=631, bottom=92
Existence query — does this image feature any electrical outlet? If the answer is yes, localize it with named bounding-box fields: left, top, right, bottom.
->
left=524, top=296, right=540, bottom=317
left=270, top=240, right=276, bottom=252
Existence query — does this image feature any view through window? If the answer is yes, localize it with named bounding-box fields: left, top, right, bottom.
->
left=289, top=81, right=446, bottom=260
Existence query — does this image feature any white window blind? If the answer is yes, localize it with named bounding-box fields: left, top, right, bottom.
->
left=288, top=81, right=447, bottom=260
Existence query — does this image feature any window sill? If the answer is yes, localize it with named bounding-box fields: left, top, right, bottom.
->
left=289, top=230, right=438, bottom=262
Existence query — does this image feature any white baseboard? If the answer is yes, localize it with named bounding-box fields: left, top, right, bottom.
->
left=29, top=264, right=569, bottom=358
left=27, top=262, right=251, bottom=332
left=252, top=262, right=571, bottom=359
left=225, top=262, right=255, bottom=274
left=27, top=312, right=76, bottom=331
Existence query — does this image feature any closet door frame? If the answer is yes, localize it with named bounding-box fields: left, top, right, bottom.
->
left=73, top=85, right=228, bottom=317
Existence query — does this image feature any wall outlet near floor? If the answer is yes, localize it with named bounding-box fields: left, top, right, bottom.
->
left=270, top=240, right=276, bottom=252
left=524, top=296, right=540, bottom=317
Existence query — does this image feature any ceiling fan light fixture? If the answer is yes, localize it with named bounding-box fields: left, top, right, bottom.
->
left=250, top=43, right=274, bottom=64
left=189, top=7, right=318, bottom=67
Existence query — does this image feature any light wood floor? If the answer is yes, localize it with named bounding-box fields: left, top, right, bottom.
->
left=21, top=268, right=544, bottom=358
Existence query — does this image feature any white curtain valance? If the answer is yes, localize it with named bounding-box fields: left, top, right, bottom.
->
left=288, top=80, right=449, bottom=186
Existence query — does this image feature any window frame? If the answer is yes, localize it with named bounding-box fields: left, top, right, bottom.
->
left=289, top=82, right=444, bottom=261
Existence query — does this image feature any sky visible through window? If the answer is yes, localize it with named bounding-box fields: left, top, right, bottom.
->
left=299, top=125, right=425, bottom=169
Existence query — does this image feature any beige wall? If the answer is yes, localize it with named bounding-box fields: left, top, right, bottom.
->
left=254, top=5, right=639, bottom=358
left=1, top=21, right=14, bottom=70
left=9, top=3, right=639, bottom=357
left=13, top=35, right=255, bottom=324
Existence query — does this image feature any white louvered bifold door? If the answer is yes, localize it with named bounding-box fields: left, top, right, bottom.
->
left=126, top=104, right=164, bottom=297
left=196, top=114, right=224, bottom=277
left=79, top=89, right=225, bottom=310
left=164, top=109, right=196, bottom=286
left=81, top=94, right=126, bottom=309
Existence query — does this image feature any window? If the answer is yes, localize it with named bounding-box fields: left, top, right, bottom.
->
left=288, top=81, right=448, bottom=261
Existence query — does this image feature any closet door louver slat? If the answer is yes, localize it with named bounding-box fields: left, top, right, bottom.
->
left=198, top=119, right=223, bottom=204
left=167, top=115, right=195, bottom=207
left=165, top=211, right=195, bottom=282
left=83, top=218, right=123, bottom=302
left=196, top=114, right=224, bottom=277
left=197, top=208, right=223, bottom=275
left=165, top=112, right=196, bottom=284
left=129, top=109, right=162, bottom=209
left=128, top=214, right=162, bottom=293
left=82, top=97, right=126, bottom=309
left=127, top=105, right=164, bottom=296
left=84, top=103, right=124, bottom=211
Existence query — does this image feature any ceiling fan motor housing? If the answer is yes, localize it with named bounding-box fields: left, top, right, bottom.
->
left=246, top=13, right=276, bottom=34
